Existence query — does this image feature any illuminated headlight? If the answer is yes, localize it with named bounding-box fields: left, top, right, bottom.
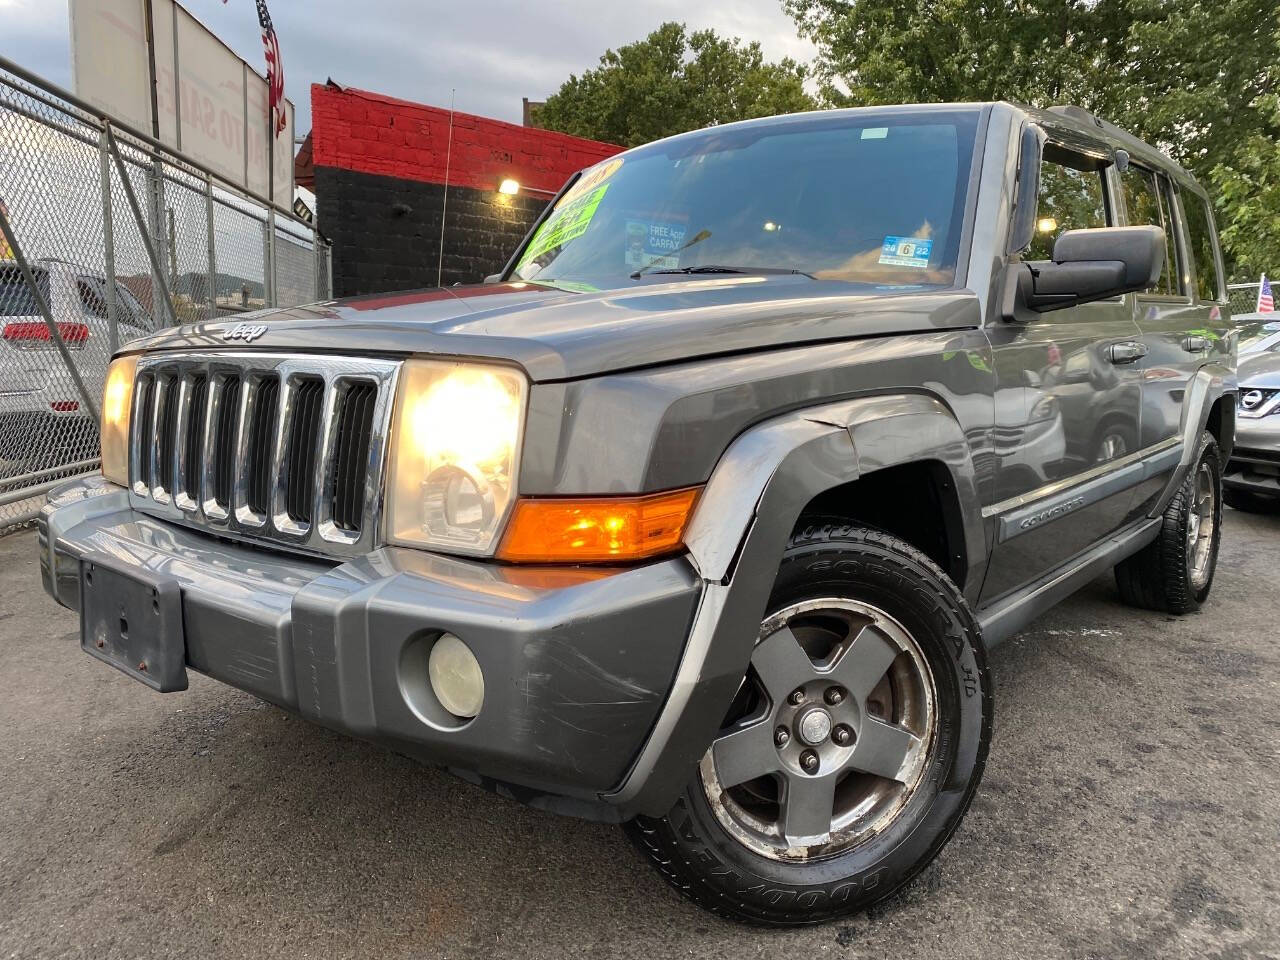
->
left=100, top=355, right=138, bottom=486
left=385, top=359, right=527, bottom=554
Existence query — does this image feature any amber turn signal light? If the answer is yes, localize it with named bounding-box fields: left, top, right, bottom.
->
left=496, top=487, right=701, bottom=563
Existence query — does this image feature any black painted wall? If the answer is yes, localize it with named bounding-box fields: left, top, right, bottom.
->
left=314, top=166, right=549, bottom=296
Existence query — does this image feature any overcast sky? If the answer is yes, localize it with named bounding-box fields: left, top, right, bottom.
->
left=0, top=0, right=815, bottom=134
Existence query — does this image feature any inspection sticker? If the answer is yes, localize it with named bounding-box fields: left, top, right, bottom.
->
left=878, top=236, right=933, bottom=269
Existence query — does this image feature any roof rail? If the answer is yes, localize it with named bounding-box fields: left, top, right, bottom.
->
left=1047, top=105, right=1104, bottom=128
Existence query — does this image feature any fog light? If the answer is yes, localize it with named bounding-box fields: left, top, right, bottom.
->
left=428, top=633, right=484, bottom=718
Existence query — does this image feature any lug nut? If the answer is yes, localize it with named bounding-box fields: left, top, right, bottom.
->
left=824, top=686, right=845, bottom=706
left=832, top=724, right=853, bottom=746
left=800, top=750, right=820, bottom=774
left=788, top=689, right=805, bottom=706
left=774, top=726, right=790, bottom=747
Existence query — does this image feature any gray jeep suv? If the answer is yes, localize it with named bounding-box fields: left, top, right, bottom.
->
left=37, top=102, right=1235, bottom=925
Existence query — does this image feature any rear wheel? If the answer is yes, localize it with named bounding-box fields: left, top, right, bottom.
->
left=1116, top=432, right=1222, bottom=614
left=627, top=524, right=991, bottom=925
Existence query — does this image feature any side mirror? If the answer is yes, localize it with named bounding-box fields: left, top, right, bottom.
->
left=1005, top=226, right=1165, bottom=316
left=482, top=272, right=502, bottom=285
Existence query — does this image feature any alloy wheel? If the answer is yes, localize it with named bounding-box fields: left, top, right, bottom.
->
left=1187, top=460, right=1217, bottom=591
left=699, top=598, right=937, bottom=861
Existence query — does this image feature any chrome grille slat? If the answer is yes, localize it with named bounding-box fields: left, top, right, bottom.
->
left=128, top=353, right=400, bottom=560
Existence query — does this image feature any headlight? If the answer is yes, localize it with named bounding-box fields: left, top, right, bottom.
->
left=100, top=355, right=138, bottom=486
left=1029, top=395, right=1058, bottom=422
left=385, top=359, right=527, bottom=554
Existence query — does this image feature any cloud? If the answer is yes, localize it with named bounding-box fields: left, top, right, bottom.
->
left=0, top=0, right=815, bottom=132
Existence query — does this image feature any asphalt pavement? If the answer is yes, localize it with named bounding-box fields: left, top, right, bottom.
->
left=1, top=510, right=1277, bottom=959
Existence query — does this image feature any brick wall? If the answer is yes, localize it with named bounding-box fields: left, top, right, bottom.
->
left=310, top=84, right=622, bottom=294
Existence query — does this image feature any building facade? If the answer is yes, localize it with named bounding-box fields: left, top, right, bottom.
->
left=304, top=83, right=621, bottom=296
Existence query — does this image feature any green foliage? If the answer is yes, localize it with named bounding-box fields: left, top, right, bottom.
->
left=786, top=0, right=1280, bottom=277
left=536, top=22, right=817, bottom=148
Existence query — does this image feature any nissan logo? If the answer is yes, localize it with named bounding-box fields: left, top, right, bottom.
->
left=1242, top=389, right=1264, bottom=409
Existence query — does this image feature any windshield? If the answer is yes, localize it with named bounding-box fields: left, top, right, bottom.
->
left=513, top=111, right=980, bottom=291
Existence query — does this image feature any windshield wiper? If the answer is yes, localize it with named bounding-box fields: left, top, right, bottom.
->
left=638, top=265, right=812, bottom=278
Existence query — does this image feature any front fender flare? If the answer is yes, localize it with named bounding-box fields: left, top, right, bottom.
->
left=608, top=393, right=985, bottom=817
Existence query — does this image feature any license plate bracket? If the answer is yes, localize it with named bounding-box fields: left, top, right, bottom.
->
left=80, top=553, right=187, bottom=692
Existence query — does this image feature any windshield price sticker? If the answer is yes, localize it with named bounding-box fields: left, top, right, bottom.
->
left=878, top=236, right=933, bottom=269
left=518, top=184, right=610, bottom=268
left=625, top=219, right=688, bottom=269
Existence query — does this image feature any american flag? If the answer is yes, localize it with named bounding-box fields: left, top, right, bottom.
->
left=1258, top=275, right=1275, bottom=314
left=256, top=0, right=286, bottom=138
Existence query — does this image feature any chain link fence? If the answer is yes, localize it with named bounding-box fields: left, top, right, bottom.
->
left=1228, top=282, right=1262, bottom=317
left=0, top=58, right=331, bottom=532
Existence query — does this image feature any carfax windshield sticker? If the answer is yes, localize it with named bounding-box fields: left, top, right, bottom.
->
left=878, top=236, right=933, bottom=269
left=517, top=184, right=610, bottom=268
left=625, top=218, right=688, bottom=269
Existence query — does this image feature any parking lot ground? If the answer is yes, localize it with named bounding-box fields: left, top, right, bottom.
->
left=1, top=510, right=1278, bottom=960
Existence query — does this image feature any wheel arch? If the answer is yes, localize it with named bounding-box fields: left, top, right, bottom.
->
left=613, top=393, right=986, bottom=817
left=1150, top=362, right=1236, bottom=518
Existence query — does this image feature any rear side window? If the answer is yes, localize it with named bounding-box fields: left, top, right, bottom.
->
left=0, top=266, right=49, bottom=317
left=77, top=278, right=108, bottom=319
left=1122, top=166, right=1185, bottom=296
left=1026, top=154, right=1108, bottom=261
left=1179, top=190, right=1224, bottom=303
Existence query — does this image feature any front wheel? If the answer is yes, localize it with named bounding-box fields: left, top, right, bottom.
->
left=1115, top=432, right=1222, bottom=614
left=627, top=524, right=991, bottom=925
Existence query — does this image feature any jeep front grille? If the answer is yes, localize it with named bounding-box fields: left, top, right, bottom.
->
left=128, top=353, right=400, bottom=558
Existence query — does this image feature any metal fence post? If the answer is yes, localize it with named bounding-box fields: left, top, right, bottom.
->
left=266, top=207, right=278, bottom=307
left=205, top=173, right=217, bottom=320
left=97, top=128, right=120, bottom=354
left=148, top=157, right=168, bottom=325
left=106, top=127, right=178, bottom=327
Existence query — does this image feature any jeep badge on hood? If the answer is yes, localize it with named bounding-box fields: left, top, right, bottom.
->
left=222, top=322, right=267, bottom=342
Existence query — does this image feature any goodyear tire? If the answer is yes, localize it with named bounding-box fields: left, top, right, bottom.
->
left=627, top=523, right=991, bottom=925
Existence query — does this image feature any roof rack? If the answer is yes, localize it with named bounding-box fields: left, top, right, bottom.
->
left=1047, top=105, right=1104, bottom=128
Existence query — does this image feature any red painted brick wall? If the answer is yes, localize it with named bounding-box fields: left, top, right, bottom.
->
left=310, top=84, right=622, bottom=193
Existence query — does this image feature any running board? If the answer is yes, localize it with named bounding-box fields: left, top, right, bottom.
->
left=977, top=517, right=1162, bottom=648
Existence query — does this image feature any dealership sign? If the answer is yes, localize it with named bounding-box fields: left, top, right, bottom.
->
left=69, top=0, right=294, bottom=210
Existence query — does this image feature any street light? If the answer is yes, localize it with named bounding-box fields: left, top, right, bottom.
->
left=498, top=178, right=520, bottom=195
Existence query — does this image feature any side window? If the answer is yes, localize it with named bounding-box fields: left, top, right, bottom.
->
left=1026, top=152, right=1109, bottom=261
left=76, top=278, right=108, bottom=319
left=1121, top=166, right=1185, bottom=296
left=114, top=282, right=152, bottom=330
left=1179, top=190, right=1224, bottom=303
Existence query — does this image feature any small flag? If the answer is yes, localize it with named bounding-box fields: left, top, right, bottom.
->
left=255, top=0, right=286, bottom=138
left=1259, top=274, right=1275, bottom=314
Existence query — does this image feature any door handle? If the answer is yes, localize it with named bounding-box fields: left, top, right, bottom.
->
left=1107, top=341, right=1147, bottom=364
left=1182, top=335, right=1210, bottom=353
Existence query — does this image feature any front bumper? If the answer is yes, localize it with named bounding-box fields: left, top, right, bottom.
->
left=1224, top=415, right=1280, bottom=498
left=39, top=477, right=702, bottom=819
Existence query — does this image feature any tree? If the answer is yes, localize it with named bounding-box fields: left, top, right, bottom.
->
left=536, top=22, right=817, bottom=148
left=785, top=0, right=1280, bottom=277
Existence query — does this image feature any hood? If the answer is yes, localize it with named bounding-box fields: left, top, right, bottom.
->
left=129, top=275, right=981, bottom=382
left=1239, top=349, right=1280, bottom=390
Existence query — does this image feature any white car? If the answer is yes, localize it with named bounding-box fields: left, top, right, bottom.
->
left=0, top=258, right=153, bottom=472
